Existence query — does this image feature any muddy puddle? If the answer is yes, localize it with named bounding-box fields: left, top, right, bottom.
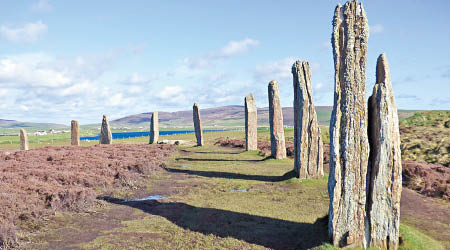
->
left=124, top=195, right=168, bottom=202
left=230, top=188, right=248, bottom=193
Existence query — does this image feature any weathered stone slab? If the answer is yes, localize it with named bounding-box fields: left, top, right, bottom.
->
left=268, top=80, right=286, bottom=159
left=291, top=60, right=323, bottom=179
left=71, top=120, right=80, bottom=146
left=20, top=128, right=29, bottom=150
left=193, top=103, right=203, bottom=146
left=150, top=112, right=159, bottom=144
left=328, top=0, right=370, bottom=247
left=367, top=53, right=402, bottom=249
left=245, top=93, right=257, bottom=151
left=100, top=115, right=112, bottom=144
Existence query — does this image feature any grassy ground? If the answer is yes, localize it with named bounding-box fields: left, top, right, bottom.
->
left=400, top=111, right=450, bottom=166
left=19, top=130, right=447, bottom=250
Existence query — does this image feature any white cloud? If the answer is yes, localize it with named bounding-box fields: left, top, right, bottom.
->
left=126, top=85, right=144, bottom=95
left=0, top=58, right=70, bottom=87
left=371, top=24, right=384, bottom=34
left=147, top=80, right=256, bottom=110
left=254, top=57, right=297, bottom=83
left=123, top=72, right=157, bottom=85
left=157, top=86, right=184, bottom=99
left=202, top=72, right=232, bottom=84
left=31, top=0, right=52, bottom=12
left=0, top=88, right=8, bottom=96
left=320, top=41, right=330, bottom=49
left=0, top=52, right=131, bottom=123
left=118, top=73, right=157, bottom=97
left=183, top=38, right=260, bottom=69
left=0, top=21, right=48, bottom=43
left=20, top=105, right=29, bottom=111
left=127, top=43, right=147, bottom=55
left=216, top=38, right=260, bottom=57
left=58, top=80, right=93, bottom=96
left=314, top=82, right=324, bottom=90
left=107, top=93, right=134, bottom=107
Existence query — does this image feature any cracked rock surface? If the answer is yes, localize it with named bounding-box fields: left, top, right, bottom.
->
left=71, top=120, right=80, bottom=146
left=100, top=115, right=112, bottom=145
left=245, top=94, right=258, bottom=151
left=292, top=60, right=323, bottom=179
left=328, top=0, right=370, bottom=247
left=150, top=112, right=159, bottom=144
left=193, top=103, right=203, bottom=146
left=268, top=80, right=286, bottom=159
left=367, top=53, right=402, bottom=249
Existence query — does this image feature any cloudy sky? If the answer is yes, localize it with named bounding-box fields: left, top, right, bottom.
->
left=0, top=0, right=449, bottom=124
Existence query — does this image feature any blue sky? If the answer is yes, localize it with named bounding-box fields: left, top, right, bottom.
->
left=0, top=0, right=449, bottom=124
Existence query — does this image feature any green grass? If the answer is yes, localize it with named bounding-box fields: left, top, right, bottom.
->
left=400, top=110, right=450, bottom=127
left=399, top=224, right=445, bottom=250
left=400, top=110, right=450, bottom=166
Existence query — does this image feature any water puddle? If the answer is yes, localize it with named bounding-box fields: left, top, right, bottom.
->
left=124, top=195, right=167, bottom=202
left=230, top=188, right=248, bottom=193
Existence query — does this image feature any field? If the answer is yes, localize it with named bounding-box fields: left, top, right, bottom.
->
left=1, top=127, right=449, bottom=249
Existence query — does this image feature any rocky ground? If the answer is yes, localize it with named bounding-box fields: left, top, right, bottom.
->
left=0, top=144, right=174, bottom=248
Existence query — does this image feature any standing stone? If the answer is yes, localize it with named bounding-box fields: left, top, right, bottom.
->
left=245, top=94, right=258, bottom=151
left=149, top=112, right=159, bottom=144
left=193, top=103, right=203, bottom=146
left=19, top=128, right=29, bottom=150
left=100, top=115, right=112, bottom=144
left=292, top=60, right=324, bottom=179
left=367, top=54, right=402, bottom=249
left=268, top=80, right=286, bottom=159
left=328, top=0, right=370, bottom=247
left=71, top=120, right=80, bottom=146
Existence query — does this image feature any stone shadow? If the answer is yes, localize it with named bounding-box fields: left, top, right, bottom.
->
left=164, top=167, right=296, bottom=182
left=175, top=157, right=266, bottom=163
left=179, top=149, right=243, bottom=155
left=101, top=197, right=329, bottom=250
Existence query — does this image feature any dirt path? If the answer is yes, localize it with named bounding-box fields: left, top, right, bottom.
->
left=401, top=188, right=450, bottom=243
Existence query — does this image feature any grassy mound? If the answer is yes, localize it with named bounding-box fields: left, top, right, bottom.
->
left=400, top=111, right=450, bottom=166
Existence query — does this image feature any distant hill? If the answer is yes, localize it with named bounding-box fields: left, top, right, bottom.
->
left=0, top=119, right=67, bottom=130
left=113, top=105, right=422, bottom=128
left=112, top=105, right=334, bottom=127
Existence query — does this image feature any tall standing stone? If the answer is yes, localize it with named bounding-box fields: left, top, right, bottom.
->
left=328, top=0, right=370, bottom=247
left=292, top=60, right=324, bottom=179
left=245, top=94, right=257, bottom=151
left=193, top=103, right=203, bottom=146
left=149, top=112, right=159, bottom=144
left=367, top=54, right=402, bottom=249
left=100, top=115, right=112, bottom=144
left=268, top=80, right=286, bottom=159
left=71, top=120, right=80, bottom=146
left=19, top=128, right=29, bottom=150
